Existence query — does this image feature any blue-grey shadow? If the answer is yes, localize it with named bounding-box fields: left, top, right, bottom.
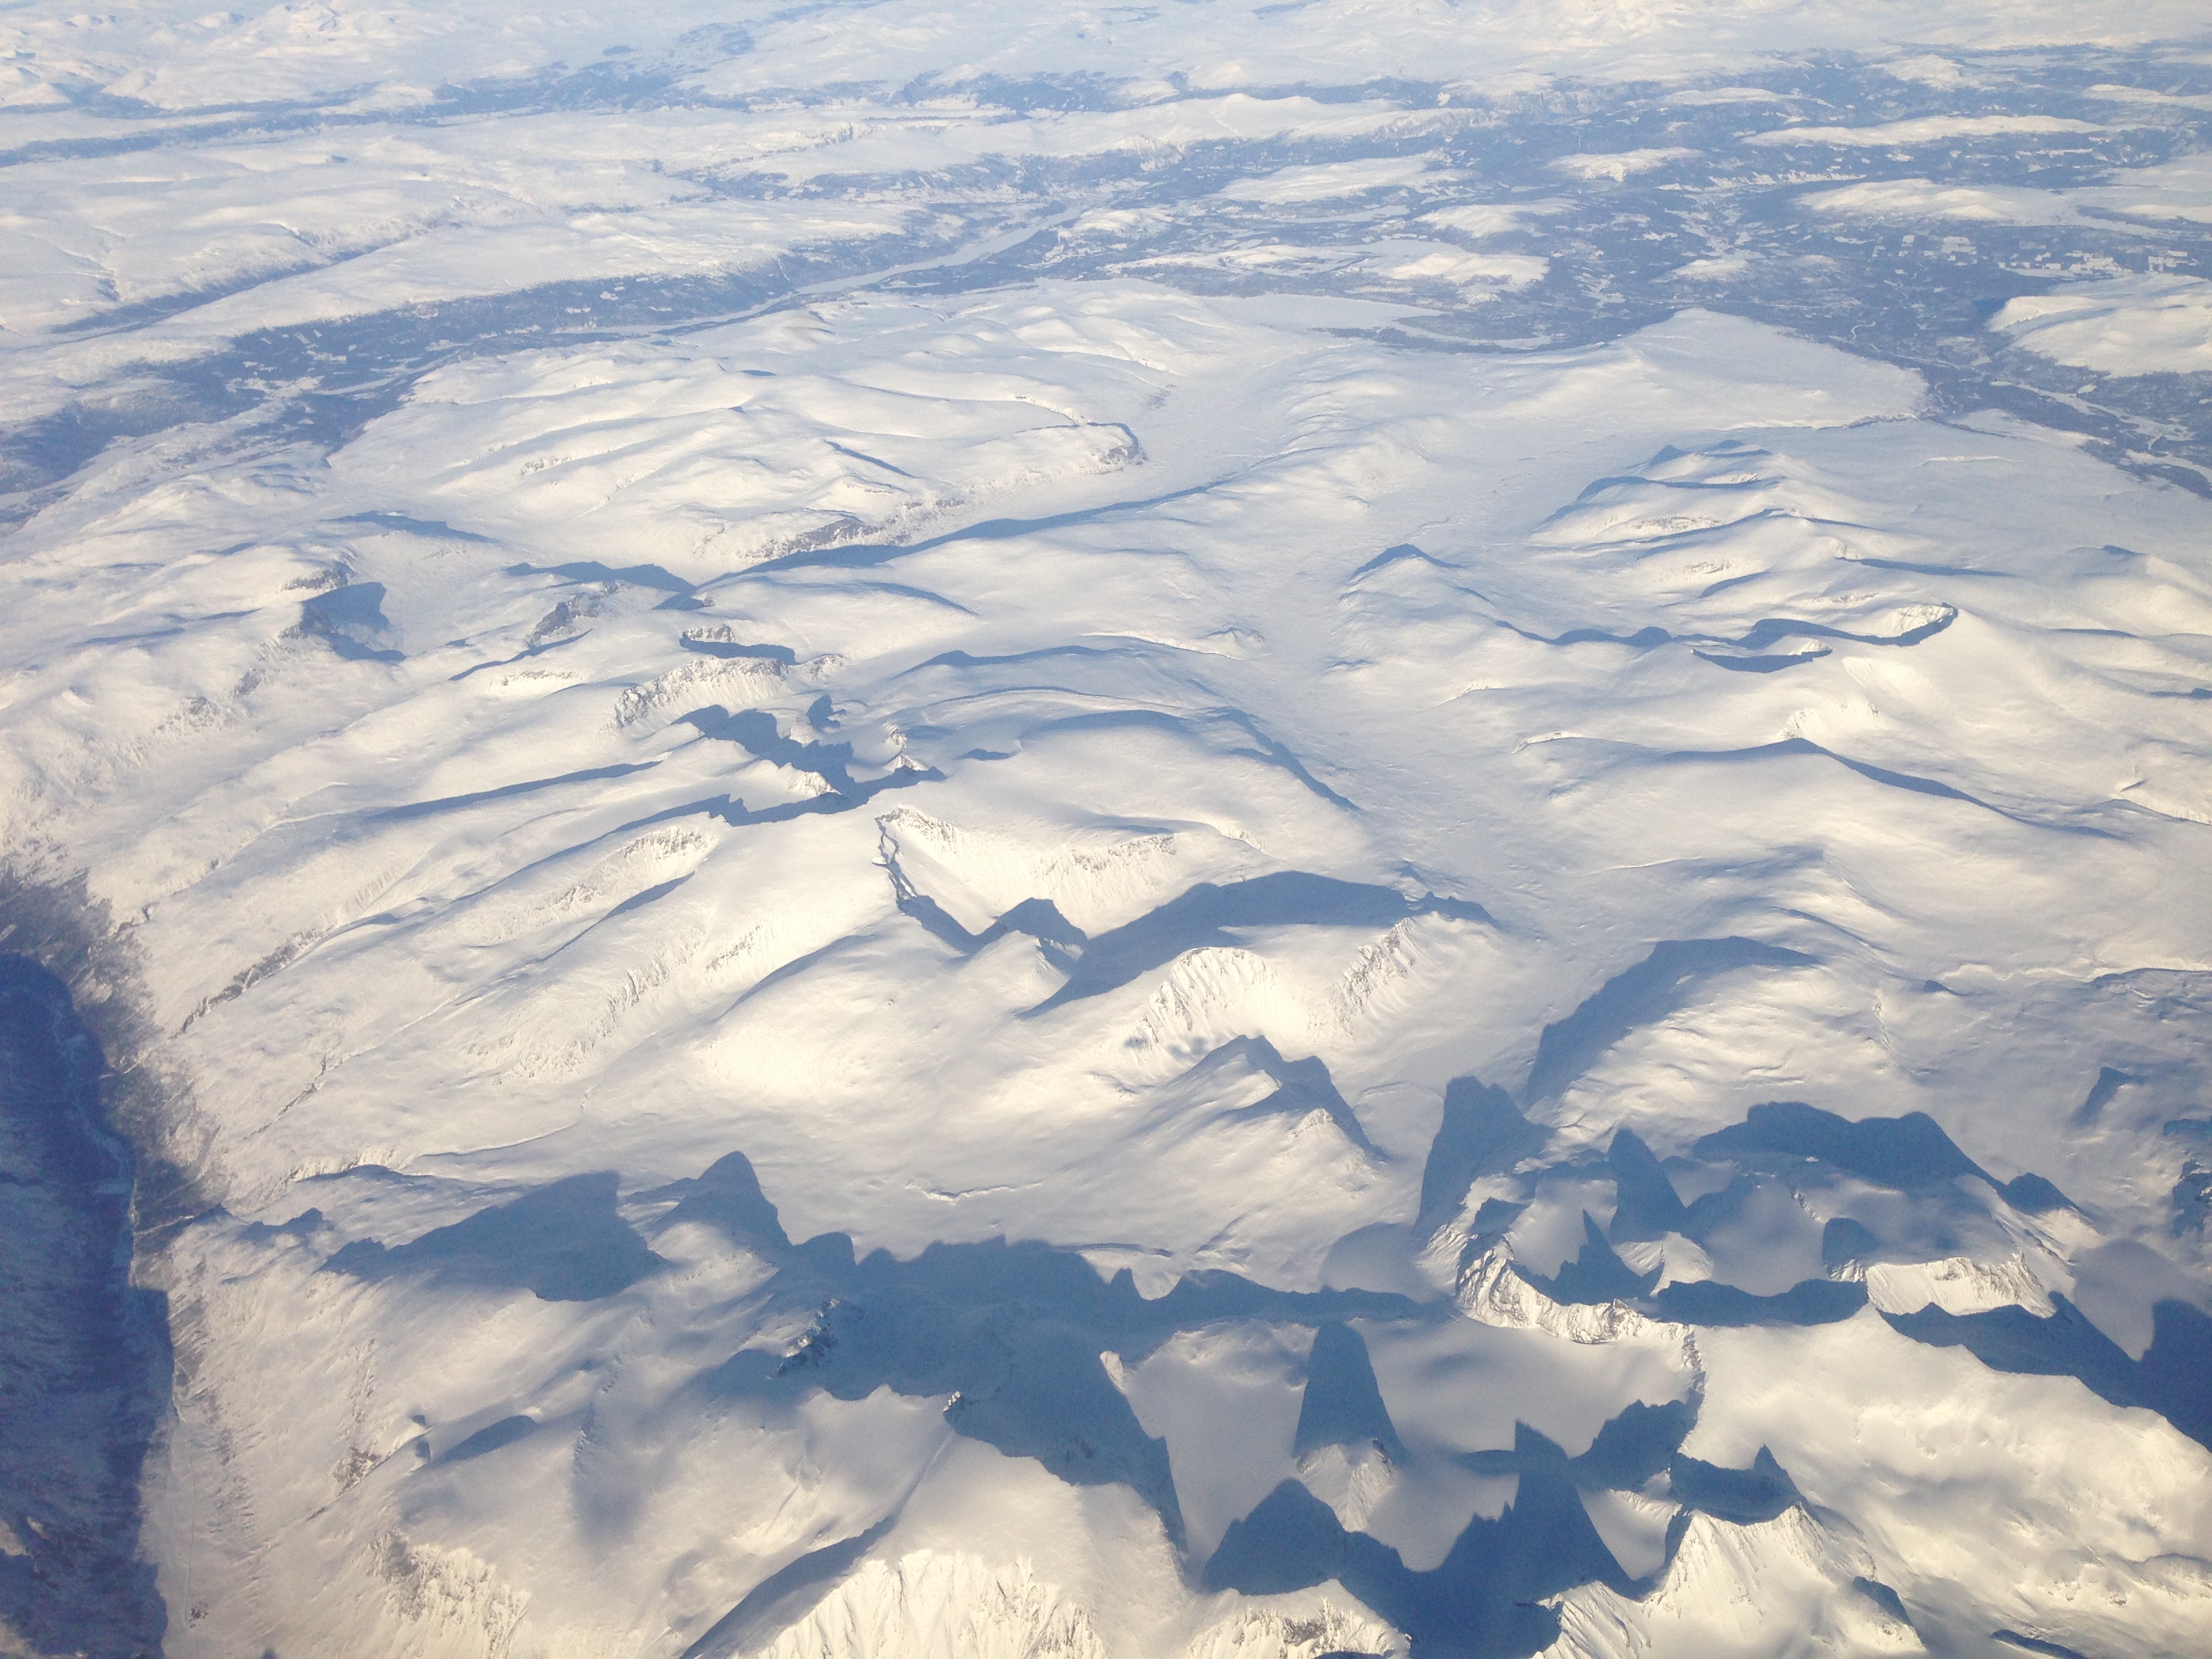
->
left=0, top=957, right=171, bottom=1656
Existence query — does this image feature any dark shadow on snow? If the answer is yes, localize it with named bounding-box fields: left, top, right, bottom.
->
left=0, top=957, right=171, bottom=1657
left=1650, top=1277, right=1866, bottom=1326
left=300, top=579, right=404, bottom=663
left=1525, top=939, right=1815, bottom=1103
left=678, top=1514, right=900, bottom=1659
left=1184, top=1036, right=1378, bottom=1154
left=1221, top=1408, right=1798, bottom=1658
left=1294, top=1323, right=1409, bottom=1462
left=681, top=634, right=799, bottom=665
left=372, top=761, right=659, bottom=823
left=626, top=1153, right=1437, bottom=1559
left=1694, top=1100, right=2075, bottom=1212
left=1991, top=1631, right=2093, bottom=1659
left=2070, top=1065, right=2130, bottom=1127
left=1665, top=1446, right=1801, bottom=1523
left=1416, top=1078, right=1549, bottom=1235
left=438, top=1414, right=539, bottom=1465
left=324, top=1170, right=665, bottom=1302
left=1025, top=872, right=1490, bottom=1014
left=507, top=557, right=695, bottom=595
left=1692, top=647, right=1830, bottom=673
left=1606, top=1129, right=1689, bottom=1241
left=1205, top=1475, right=1590, bottom=1659
left=1883, top=1294, right=2212, bottom=1452
left=306, top=1124, right=1832, bottom=1659
left=1515, top=1214, right=1658, bottom=1306
left=677, top=705, right=945, bottom=823
left=1695, top=1101, right=1987, bottom=1188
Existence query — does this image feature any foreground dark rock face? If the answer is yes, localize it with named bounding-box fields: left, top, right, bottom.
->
left=0, top=956, right=169, bottom=1656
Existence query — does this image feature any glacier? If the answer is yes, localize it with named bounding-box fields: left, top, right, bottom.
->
left=2, top=3, right=2211, bottom=1657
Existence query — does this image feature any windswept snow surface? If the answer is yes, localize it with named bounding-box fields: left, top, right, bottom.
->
left=3, top=4, right=2212, bottom=1658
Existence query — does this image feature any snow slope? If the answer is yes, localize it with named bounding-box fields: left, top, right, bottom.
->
left=2, top=4, right=2211, bottom=1658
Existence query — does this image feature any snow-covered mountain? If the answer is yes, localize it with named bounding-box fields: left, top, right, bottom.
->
left=2, top=3, right=2210, bottom=1656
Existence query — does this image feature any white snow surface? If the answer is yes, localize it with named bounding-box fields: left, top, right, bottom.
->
left=3, top=4, right=2212, bottom=1659
left=1992, top=273, right=2212, bottom=375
